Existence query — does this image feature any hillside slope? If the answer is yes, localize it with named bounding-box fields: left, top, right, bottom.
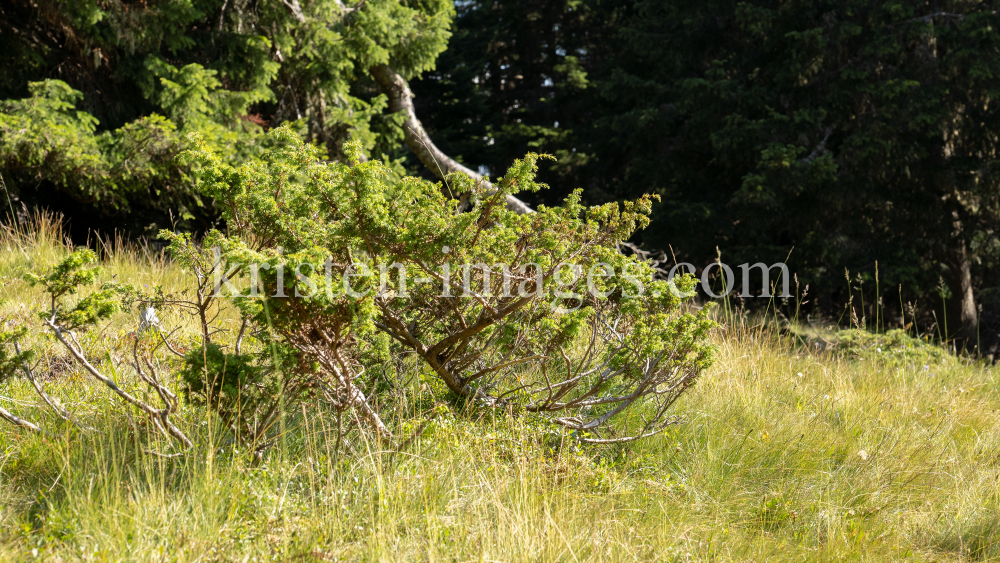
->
left=0, top=217, right=997, bottom=562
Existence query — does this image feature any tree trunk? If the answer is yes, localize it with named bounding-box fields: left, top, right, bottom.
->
left=369, top=64, right=534, bottom=215
left=955, top=243, right=979, bottom=352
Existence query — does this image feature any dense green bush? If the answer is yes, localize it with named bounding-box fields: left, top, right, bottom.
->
left=178, top=343, right=277, bottom=445
left=189, top=126, right=717, bottom=442
left=1, top=127, right=717, bottom=447
left=0, top=0, right=454, bottom=233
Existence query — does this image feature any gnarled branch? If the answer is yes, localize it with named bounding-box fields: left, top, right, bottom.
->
left=369, top=65, right=535, bottom=215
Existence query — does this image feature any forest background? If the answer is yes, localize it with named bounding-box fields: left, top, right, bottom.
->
left=1, top=0, right=998, bottom=357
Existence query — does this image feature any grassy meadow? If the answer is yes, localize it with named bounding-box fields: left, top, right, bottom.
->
left=0, top=214, right=998, bottom=562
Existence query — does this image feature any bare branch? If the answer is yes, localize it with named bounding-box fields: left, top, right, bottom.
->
left=235, top=318, right=249, bottom=355
left=281, top=0, right=306, bottom=23
left=217, top=0, right=229, bottom=30
left=0, top=404, right=44, bottom=434
left=369, top=65, right=535, bottom=215
left=801, top=126, right=833, bottom=164
left=911, top=12, right=966, bottom=23
left=14, top=339, right=74, bottom=424
left=45, top=319, right=192, bottom=449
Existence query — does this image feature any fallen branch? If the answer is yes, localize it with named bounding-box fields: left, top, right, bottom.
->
left=0, top=404, right=44, bottom=434
left=14, top=339, right=78, bottom=426
left=45, top=317, right=192, bottom=449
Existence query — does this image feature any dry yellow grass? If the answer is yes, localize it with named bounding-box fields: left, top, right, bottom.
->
left=0, top=214, right=997, bottom=562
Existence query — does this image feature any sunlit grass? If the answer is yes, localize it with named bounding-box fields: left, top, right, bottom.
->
left=0, top=214, right=997, bottom=561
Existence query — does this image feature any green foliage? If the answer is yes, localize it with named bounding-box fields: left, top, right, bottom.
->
left=833, top=329, right=953, bottom=368
left=141, top=56, right=274, bottom=129
left=179, top=343, right=273, bottom=434
left=158, top=226, right=328, bottom=445
left=0, top=80, right=188, bottom=212
left=0, top=80, right=100, bottom=187
left=23, top=249, right=118, bottom=329
left=23, top=249, right=101, bottom=300
left=188, top=126, right=716, bottom=439
left=179, top=344, right=260, bottom=405
left=0, top=324, right=32, bottom=384
left=0, top=0, right=455, bottom=233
